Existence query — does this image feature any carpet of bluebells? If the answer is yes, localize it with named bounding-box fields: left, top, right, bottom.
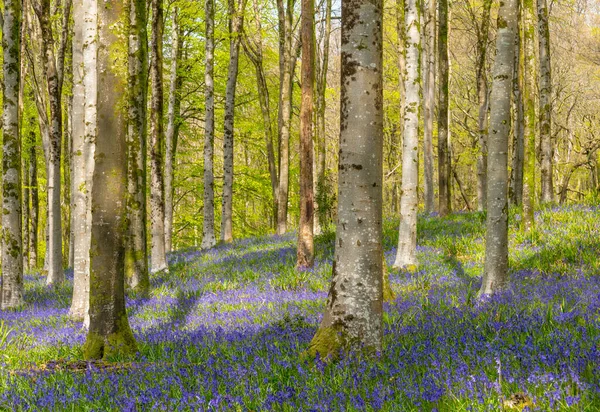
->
left=1, top=205, right=599, bottom=411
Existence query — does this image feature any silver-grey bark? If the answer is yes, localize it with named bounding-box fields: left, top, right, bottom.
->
left=308, top=0, right=384, bottom=357
left=422, top=0, right=435, bottom=214
left=149, top=0, right=168, bottom=271
left=202, top=0, right=217, bottom=248
left=394, top=0, right=420, bottom=269
left=538, top=0, right=553, bottom=203
left=2, top=0, right=24, bottom=310
left=221, top=0, right=246, bottom=243
left=479, top=0, right=517, bottom=297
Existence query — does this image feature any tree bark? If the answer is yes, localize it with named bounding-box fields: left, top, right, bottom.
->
left=275, top=0, right=299, bottom=236
left=510, top=7, right=525, bottom=206
left=202, top=0, right=217, bottom=248
left=2, top=0, right=24, bottom=309
left=538, top=0, right=553, bottom=203
left=34, top=0, right=71, bottom=285
left=70, top=0, right=95, bottom=322
left=479, top=0, right=517, bottom=297
left=221, top=0, right=246, bottom=243
left=308, top=0, right=384, bottom=357
left=165, top=8, right=183, bottom=251
left=84, top=0, right=137, bottom=360
left=522, top=0, right=536, bottom=232
left=149, top=0, right=168, bottom=270
left=422, top=0, right=435, bottom=214
left=314, top=0, right=332, bottom=232
left=29, top=127, right=39, bottom=269
left=437, top=0, right=451, bottom=216
left=297, top=0, right=315, bottom=268
left=394, top=0, right=420, bottom=270
left=475, top=0, right=492, bottom=212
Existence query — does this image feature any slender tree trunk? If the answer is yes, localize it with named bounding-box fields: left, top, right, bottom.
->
left=510, top=8, right=525, bottom=206
left=202, top=0, right=217, bottom=248
left=476, top=0, right=492, bottom=212
left=84, top=0, right=137, bottom=360
left=394, top=0, right=420, bottom=270
left=395, top=0, right=405, bottom=216
left=35, top=0, right=71, bottom=285
left=63, top=99, right=72, bottom=267
left=70, top=0, right=97, bottom=322
left=297, top=0, right=315, bottom=268
left=522, top=0, right=536, bottom=232
left=423, top=0, right=435, bottom=214
left=314, top=0, right=332, bottom=232
left=150, top=0, right=168, bottom=270
left=479, top=0, right=517, bottom=297
left=308, top=0, right=384, bottom=357
left=29, top=130, right=39, bottom=269
left=242, top=0, right=278, bottom=227
left=165, top=8, right=183, bottom=251
left=438, top=0, right=451, bottom=216
left=276, top=0, right=297, bottom=236
left=20, top=3, right=29, bottom=272
left=126, top=0, right=150, bottom=292
left=2, top=0, right=24, bottom=309
left=221, top=0, right=246, bottom=243
left=538, top=0, right=553, bottom=204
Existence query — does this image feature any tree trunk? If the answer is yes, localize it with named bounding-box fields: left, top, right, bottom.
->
left=70, top=0, right=95, bottom=322
left=84, top=0, right=137, bottom=360
left=202, top=0, right=217, bottom=249
left=63, top=98, right=72, bottom=267
left=297, top=0, right=315, bottom=268
left=126, top=0, right=150, bottom=292
left=242, top=0, right=278, bottom=227
left=476, top=0, right=492, bottom=212
left=165, top=8, right=183, bottom=251
left=308, top=0, right=384, bottom=357
left=221, top=0, right=246, bottom=243
left=275, top=0, right=298, bottom=236
left=437, top=0, right=451, bottom=216
left=522, top=0, right=536, bottom=232
left=29, top=129, right=39, bottom=269
left=35, top=0, right=71, bottom=285
left=314, top=0, right=332, bottom=232
left=538, top=0, right=553, bottom=204
left=510, top=8, right=525, bottom=206
left=149, top=0, right=168, bottom=270
left=20, top=4, right=29, bottom=272
left=423, top=0, right=435, bottom=214
left=394, top=0, right=420, bottom=270
left=479, top=0, right=517, bottom=297
left=2, top=0, right=24, bottom=309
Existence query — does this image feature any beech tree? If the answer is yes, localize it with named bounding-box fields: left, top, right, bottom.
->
left=221, top=0, right=246, bottom=243
left=422, top=0, right=435, bottom=214
left=2, top=0, right=24, bottom=310
left=150, top=0, right=168, bottom=270
left=438, top=0, right=451, bottom=216
left=480, top=0, right=517, bottom=296
left=126, top=0, right=150, bottom=292
left=538, top=0, right=553, bottom=204
left=297, top=0, right=315, bottom=268
left=84, top=0, right=137, bottom=359
left=69, top=0, right=96, bottom=321
left=522, top=0, right=536, bottom=231
left=308, top=0, right=384, bottom=357
left=202, top=0, right=217, bottom=249
left=394, top=0, right=420, bottom=270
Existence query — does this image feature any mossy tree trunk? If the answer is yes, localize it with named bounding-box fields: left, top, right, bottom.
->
left=126, top=0, right=150, bottom=293
left=84, top=0, right=137, bottom=360
left=510, top=6, right=525, bottom=207
left=308, top=0, right=384, bottom=358
left=149, top=0, right=168, bottom=271
left=479, top=0, right=517, bottom=297
left=394, top=0, right=420, bottom=270
left=2, top=0, right=24, bottom=310
left=538, top=0, right=553, bottom=204
left=437, top=0, right=451, bottom=217
left=422, top=0, right=435, bottom=214
left=522, top=0, right=536, bottom=232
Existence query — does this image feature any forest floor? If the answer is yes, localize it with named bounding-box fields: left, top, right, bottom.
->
left=1, top=205, right=599, bottom=411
